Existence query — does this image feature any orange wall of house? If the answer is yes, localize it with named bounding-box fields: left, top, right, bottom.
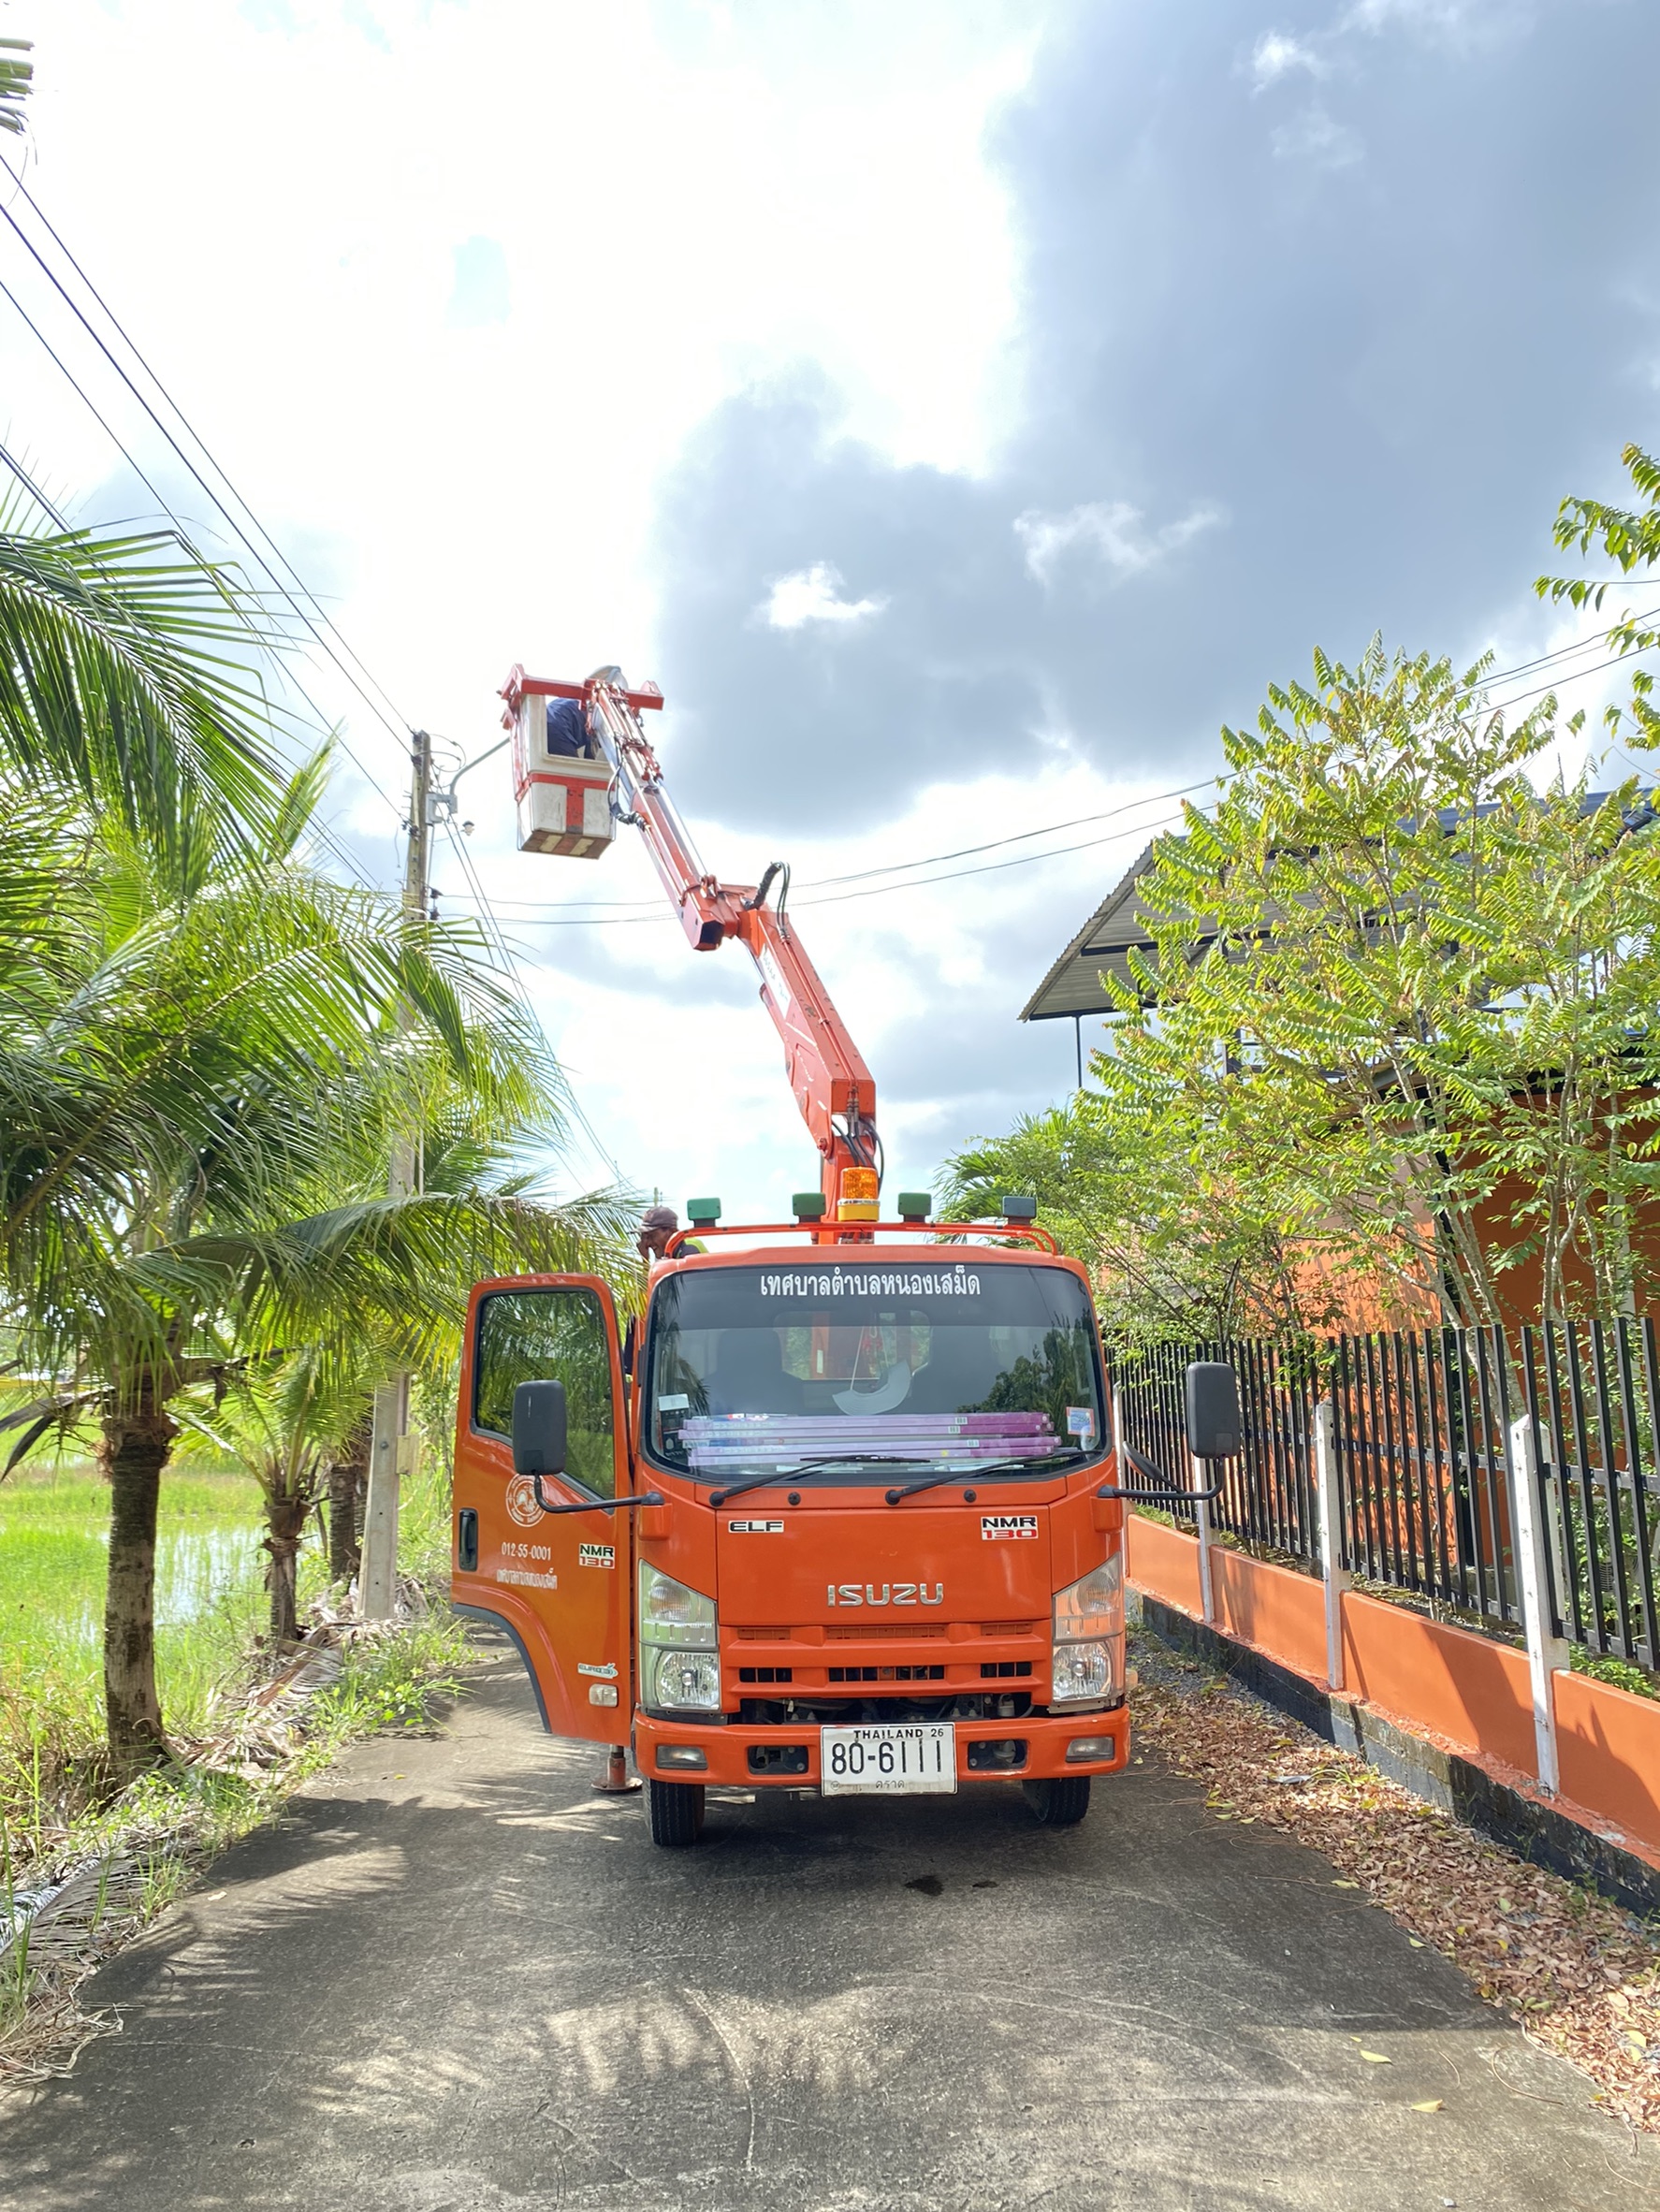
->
left=1471, top=1175, right=1660, bottom=1330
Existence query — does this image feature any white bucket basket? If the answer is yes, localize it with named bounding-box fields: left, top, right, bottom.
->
left=512, top=693, right=617, bottom=859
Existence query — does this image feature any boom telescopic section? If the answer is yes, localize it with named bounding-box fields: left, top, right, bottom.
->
left=501, top=664, right=878, bottom=1218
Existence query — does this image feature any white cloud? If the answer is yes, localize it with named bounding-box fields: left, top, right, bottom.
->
left=1271, top=103, right=1364, bottom=169
left=1014, top=499, right=1224, bottom=588
left=446, top=237, right=510, bottom=329
left=761, top=561, right=888, bottom=631
left=1343, top=0, right=1492, bottom=37
left=1250, top=31, right=1323, bottom=89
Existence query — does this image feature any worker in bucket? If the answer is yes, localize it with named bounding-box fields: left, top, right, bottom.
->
left=545, top=694, right=597, bottom=759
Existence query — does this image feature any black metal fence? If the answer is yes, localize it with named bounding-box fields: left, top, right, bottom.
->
left=1109, top=1317, right=1660, bottom=1673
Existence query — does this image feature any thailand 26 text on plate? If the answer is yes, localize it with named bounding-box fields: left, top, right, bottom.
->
left=820, top=1721, right=956, bottom=1795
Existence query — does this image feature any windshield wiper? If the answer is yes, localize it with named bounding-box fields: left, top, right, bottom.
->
left=883, top=1451, right=1077, bottom=1506
left=707, top=1455, right=928, bottom=1508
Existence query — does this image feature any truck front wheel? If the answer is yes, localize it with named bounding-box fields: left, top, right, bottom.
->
left=647, top=1777, right=706, bottom=1846
left=1023, top=1776, right=1091, bottom=1827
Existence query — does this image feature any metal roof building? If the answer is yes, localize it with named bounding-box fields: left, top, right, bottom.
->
left=1018, top=788, right=1657, bottom=1083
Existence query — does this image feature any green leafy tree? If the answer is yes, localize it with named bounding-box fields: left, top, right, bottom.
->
left=1098, top=641, right=1660, bottom=1331
left=939, top=1097, right=1327, bottom=1346
left=1539, top=441, right=1660, bottom=750
left=0, top=491, right=635, bottom=1769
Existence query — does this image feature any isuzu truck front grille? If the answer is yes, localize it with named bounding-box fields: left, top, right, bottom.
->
left=737, top=1690, right=1034, bottom=1726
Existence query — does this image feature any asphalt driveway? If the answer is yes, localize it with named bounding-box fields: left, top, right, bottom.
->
left=3, top=1628, right=1653, bottom=2212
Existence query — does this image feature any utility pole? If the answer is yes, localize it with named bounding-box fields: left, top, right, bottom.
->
left=359, top=729, right=432, bottom=1620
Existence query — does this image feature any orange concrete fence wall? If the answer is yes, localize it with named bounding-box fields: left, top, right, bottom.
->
left=1126, top=1512, right=1660, bottom=1860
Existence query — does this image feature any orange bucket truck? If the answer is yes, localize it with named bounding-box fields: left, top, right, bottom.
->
left=451, top=669, right=1237, bottom=1844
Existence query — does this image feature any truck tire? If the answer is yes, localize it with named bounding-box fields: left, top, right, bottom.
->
left=1023, top=1776, right=1091, bottom=1827
left=647, top=1778, right=706, bottom=1846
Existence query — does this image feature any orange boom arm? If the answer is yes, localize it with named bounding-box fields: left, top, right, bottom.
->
left=500, top=667, right=879, bottom=1216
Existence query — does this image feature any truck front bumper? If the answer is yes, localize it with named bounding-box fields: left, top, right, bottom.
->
left=633, top=1702, right=1129, bottom=1788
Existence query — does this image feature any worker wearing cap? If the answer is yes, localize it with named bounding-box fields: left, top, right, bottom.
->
left=637, top=1203, right=681, bottom=1263
left=624, top=1206, right=702, bottom=1375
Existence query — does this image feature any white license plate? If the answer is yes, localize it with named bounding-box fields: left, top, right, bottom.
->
left=820, top=1722, right=956, bottom=1796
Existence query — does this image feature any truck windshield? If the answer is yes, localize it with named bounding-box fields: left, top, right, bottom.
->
left=643, top=1260, right=1104, bottom=1483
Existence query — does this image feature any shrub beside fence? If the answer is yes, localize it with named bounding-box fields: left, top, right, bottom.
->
left=1109, top=1318, right=1660, bottom=1678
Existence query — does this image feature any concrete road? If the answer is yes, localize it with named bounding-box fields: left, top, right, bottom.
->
left=4, top=1631, right=1655, bottom=2212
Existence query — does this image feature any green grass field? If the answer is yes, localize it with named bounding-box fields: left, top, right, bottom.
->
left=0, top=1463, right=278, bottom=1846
left=0, top=1443, right=460, bottom=1853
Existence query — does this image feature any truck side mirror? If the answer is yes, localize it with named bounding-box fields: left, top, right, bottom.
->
left=1184, top=1361, right=1242, bottom=1461
left=512, top=1378, right=568, bottom=1477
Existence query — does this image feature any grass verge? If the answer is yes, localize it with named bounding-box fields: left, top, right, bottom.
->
left=1, top=1439, right=469, bottom=2085
left=1, top=1595, right=471, bottom=2082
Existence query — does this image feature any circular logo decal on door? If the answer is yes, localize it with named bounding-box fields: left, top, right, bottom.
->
left=505, top=1474, right=544, bottom=1530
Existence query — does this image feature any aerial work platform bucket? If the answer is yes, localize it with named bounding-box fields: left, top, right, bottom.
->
left=507, top=681, right=617, bottom=859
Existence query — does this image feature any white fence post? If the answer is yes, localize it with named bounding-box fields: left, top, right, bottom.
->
left=1313, top=1398, right=1349, bottom=1692
left=1191, top=1450, right=1216, bottom=1626
left=1509, top=1411, right=1569, bottom=1795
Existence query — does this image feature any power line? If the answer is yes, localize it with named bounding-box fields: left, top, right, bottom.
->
left=0, top=435, right=65, bottom=528
left=458, top=775, right=1224, bottom=920
left=0, top=265, right=395, bottom=848
left=433, top=611, right=1660, bottom=926
left=1486, top=640, right=1660, bottom=719
left=441, top=802, right=1190, bottom=927
left=0, top=158, right=415, bottom=756
left=0, top=192, right=407, bottom=856
left=0, top=293, right=379, bottom=894
left=440, top=819, right=625, bottom=1183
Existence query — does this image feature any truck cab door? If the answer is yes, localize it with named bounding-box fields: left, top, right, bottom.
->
left=453, top=1274, right=633, bottom=1744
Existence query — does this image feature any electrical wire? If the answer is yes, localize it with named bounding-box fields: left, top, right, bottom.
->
left=430, top=608, right=1660, bottom=928
left=439, top=802, right=1190, bottom=927
left=0, top=190, right=408, bottom=869
left=1485, top=642, right=1660, bottom=718
left=0, top=158, right=415, bottom=749
left=0, top=436, right=65, bottom=528
left=457, top=774, right=1224, bottom=920
left=0, top=277, right=395, bottom=888
left=12, top=153, right=1658, bottom=947
left=441, top=820, right=625, bottom=1182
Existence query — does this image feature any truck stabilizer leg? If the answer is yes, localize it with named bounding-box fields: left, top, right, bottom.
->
left=594, top=1745, right=642, bottom=1796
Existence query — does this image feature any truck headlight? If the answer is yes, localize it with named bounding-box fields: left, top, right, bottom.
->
left=1051, top=1555, right=1125, bottom=1707
left=1053, top=1555, right=1123, bottom=1642
left=1052, top=1641, right=1112, bottom=1703
left=649, top=1648, right=721, bottom=1710
left=639, top=1564, right=717, bottom=1648
left=639, top=1565, right=721, bottom=1710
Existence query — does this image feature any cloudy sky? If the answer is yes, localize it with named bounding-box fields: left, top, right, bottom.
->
left=10, top=0, right=1660, bottom=1220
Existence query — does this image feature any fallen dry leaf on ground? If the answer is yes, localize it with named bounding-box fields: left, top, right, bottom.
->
left=1130, top=1630, right=1660, bottom=2136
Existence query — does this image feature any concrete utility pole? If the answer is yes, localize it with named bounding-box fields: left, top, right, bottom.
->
left=360, top=729, right=432, bottom=1621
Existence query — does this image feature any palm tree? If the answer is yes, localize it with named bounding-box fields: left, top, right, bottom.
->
left=0, top=507, right=290, bottom=878
left=0, top=502, right=633, bottom=1772
left=0, top=739, right=629, bottom=1772
left=0, top=39, right=31, bottom=138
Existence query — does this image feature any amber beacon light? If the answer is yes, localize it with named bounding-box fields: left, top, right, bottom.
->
left=837, top=1167, right=881, bottom=1222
